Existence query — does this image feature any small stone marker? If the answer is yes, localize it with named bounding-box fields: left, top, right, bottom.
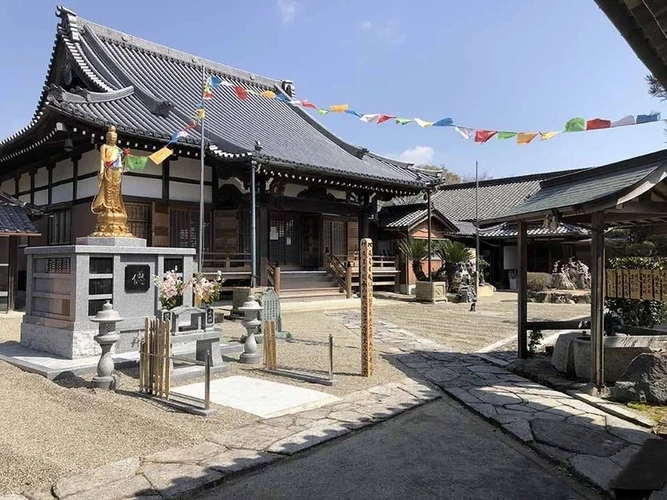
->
left=360, top=238, right=373, bottom=377
left=257, top=288, right=289, bottom=339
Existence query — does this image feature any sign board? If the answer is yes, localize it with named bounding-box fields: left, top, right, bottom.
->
left=606, top=268, right=665, bottom=302
left=125, top=265, right=151, bottom=292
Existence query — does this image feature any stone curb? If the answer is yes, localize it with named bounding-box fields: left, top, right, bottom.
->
left=1, top=379, right=439, bottom=500
left=475, top=352, right=658, bottom=430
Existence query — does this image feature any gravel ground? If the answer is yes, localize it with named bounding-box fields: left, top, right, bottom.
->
left=0, top=309, right=406, bottom=494
left=373, top=291, right=590, bottom=354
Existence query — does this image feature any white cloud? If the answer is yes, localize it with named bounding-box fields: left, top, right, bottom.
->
left=397, top=146, right=434, bottom=165
left=359, top=19, right=406, bottom=46
left=277, top=0, right=297, bottom=23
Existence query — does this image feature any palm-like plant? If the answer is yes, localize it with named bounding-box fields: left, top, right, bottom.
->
left=436, top=240, right=474, bottom=291
left=397, top=238, right=428, bottom=282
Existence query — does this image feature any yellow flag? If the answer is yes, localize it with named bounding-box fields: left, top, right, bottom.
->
left=517, top=132, right=538, bottom=145
left=330, top=104, right=349, bottom=113
left=197, top=108, right=205, bottom=120
left=414, top=118, right=433, bottom=128
left=540, top=131, right=560, bottom=141
left=261, top=90, right=276, bottom=99
left=148, top=146, right=173, bottom=165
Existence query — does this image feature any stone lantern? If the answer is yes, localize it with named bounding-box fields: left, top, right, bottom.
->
left=90, top=301, right=124, bottom=389
left=238, top=295, right=263, bottom=364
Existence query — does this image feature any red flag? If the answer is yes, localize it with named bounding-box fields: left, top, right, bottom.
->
left=376, top=114, right=396, bottom=124
left=474, top=129, right=497, bottom=143
left=235, top=86, right=248, bottom=100
left=300, top=99, right=317, bottom=109
left=585, top=118, right=611, bottom=130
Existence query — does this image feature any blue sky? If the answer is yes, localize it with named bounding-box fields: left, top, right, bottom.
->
left=0, top=0, right=664, bottom=180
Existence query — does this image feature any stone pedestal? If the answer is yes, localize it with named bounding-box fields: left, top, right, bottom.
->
left=20, top=237, right=196, bottom=359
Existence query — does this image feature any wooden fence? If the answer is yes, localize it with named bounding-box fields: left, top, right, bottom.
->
left=606, top=268, right=667, bottom=301
left=139, top=317, right=171, bottom=399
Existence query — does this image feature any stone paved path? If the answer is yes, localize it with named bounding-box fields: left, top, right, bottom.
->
left=327, top=311, right=661, bottom=494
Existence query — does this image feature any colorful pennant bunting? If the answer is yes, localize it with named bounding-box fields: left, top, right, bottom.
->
left=148, top=146, right=173, bottom=165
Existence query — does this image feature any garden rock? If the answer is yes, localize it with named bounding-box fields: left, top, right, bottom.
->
left=611, top=353, right=667, bottom=405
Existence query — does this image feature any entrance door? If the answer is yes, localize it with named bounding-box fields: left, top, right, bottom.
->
left=301, top=214, right=321, bottom=269
left=269, top=212, right=301, bottom=268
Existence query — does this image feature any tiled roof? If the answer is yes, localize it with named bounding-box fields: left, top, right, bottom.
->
left=0, top=192, right=40, bottom=235
left=11, top=7, right=435, bottom=189
left=491, top=151, right=667, bottom=222
left=480, top=222, right=589, bottom=238
left=431, top=169, right=585, bottom=222
left=378, top=204, right=459, bottom=233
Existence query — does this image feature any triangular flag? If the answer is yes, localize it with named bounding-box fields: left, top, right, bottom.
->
left=208, top=75, right=224, bottom=88
left=455, top=127, right=474, bottom=140
left=611, top=115, right=635, bottom=127
left=360, top=114, right=380, bottom=123
left=516, top=132, right=538, bottom=145
left=586, top=118, right=611, bottom=130
left=148, top=147, right=173, bottom=165
left=288, top=99, right=302, bottom=106
left=330, top=104, right=349, bottom=113
left=540, top=131, right=560, bottom=141
left=564, top=117, right=586, bottom=132
left=497, top=132, right=517, bottom=140
left=276, top=94, right=290, bottom=102
left=168, top=130, right=189, bottom=144
left=637, top=111, right=661, bottom=124
left=474, top=129, right=497, bottom=143
left=235, top=86, right=248, bottom=100
left=317, top=108, right=329, bottom=116
left=396, top=117, right=414, bottom=125
left=414, top=118, right=433, bottom=128
left=261, top=90, right=276, bottom=99
left=345, top=110, right=362, bottom=117
left=301, top=99, right=317, bottom=109
left=202, top=84, right=214, bottom=100
left=124, top=155, right=149, bottom=171
left=432, top=117, right=454, bottom=127
left=376, top=114, right=396, bottom=124
left=197, top=108, right=205, bottom=120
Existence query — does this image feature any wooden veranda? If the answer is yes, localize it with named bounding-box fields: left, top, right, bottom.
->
left=483, top=149, right=667, bottom=392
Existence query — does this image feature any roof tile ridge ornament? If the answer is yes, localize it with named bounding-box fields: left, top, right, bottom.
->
left=56, top=6, right=80, bottom=42
left=79, top=17, right=280, bottom=88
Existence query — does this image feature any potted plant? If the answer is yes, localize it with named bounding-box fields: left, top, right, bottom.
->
left=191, top=271, right=225, bottom=328
left=398, top=238, right=449, bottom=303
left=153, top=268, right=190, bottom=321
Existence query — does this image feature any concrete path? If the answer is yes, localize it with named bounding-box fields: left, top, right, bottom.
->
left=328, top=311, right=660, bottom=494
left=194, top=398, right=603, bottom=500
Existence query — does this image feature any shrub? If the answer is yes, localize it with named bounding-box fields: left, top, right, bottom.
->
left=527, top=272, right=551, bottom=292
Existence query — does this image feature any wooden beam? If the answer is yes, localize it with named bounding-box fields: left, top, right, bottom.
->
left=7, top=237, right=17, bottom=313
left=590, top=212, right=605, bottom=391
left=612, top=201, right=667, bottom=213
left=517, top=220, right=528, bottom=359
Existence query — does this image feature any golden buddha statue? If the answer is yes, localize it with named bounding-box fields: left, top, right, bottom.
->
left=90, top=126, right=134, bottom=237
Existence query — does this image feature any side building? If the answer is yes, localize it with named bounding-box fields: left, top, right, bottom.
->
left=0, top=7, right=436, bottom=300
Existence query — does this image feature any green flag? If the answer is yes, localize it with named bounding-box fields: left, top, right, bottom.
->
left=317, top=108, right=329, bottom=116
left=564, top=117, right=585, bottom=132
left=125, top=155, right=149, bottom=171
left=395, top=117, right=414, bottom=125
left=497, top=131, right=517, bottom=140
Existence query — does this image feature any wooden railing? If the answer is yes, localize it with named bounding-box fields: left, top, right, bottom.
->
left=327, top=254, right=352, bottom=298
left=265, top=258, right=281, bottom=295
left=202, top=252, right=251, bottom=271
left=328, top=254, right=399, bottom=293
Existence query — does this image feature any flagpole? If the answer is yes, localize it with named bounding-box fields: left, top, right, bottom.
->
left=198, top=64, right=206, bottom=274
left=475, top=161, right=480, bottom=297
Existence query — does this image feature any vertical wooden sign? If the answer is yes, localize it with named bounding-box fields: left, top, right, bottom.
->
left=641, top=269, right=654, bottom=300
left=622, top=269, right=630, bottom=299
left=360, top=238, right=374, bottom=377
left=629, top=269, right=641, bottom=300
left=606, top=269, right=617, bottom=298
left=654, top=269, right=663, bottom=302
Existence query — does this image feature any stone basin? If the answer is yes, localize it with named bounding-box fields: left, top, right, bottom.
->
left=551, top=331, right=667, bottom=382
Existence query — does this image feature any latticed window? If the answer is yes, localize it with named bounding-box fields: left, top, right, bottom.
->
left=48, top=209, right=71, bottom=245
left=125, top=203, right=152, bottom=244
left=169, top=207, right=211, bottom=253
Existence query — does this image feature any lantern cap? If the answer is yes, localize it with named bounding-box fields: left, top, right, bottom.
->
left=238, top=296, right=263, bottom=312
left=90, top=301, right=124, bottom=323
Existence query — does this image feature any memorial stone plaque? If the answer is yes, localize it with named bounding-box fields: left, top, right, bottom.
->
left=125, top=265, right=151, bottom=292
left=258, top=288, right=283, bottom=334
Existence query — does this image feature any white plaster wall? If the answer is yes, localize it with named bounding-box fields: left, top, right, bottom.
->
left=328, top=189, right=346, bottom=200
left=52, top=182, right=73, bottom=204
left=52, top=159, right=73, bottom=183
left=18, top=194, right=29, bottom=203
left=171, top=157, right=211, bottom=182
left=169, top=181, right=212, bottom=203
left=124, top=176, right=161, bottom=199
left=78, top=150, right=99, bottom=176
left=18, top=173, right=30, bottom=192
left=33, top=190, right=48, bottom=206
left=77, top=177, right=98, bottom=199
left=283, top=183, right=305, bottom=197
left=34, top=167, right=48, bottom=188
left=1, top=180, right=13, bottom=193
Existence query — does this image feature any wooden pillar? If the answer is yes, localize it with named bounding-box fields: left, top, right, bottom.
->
left=162, top=160, right=170, bottom=202
left=258, top=205, right=269, bottom=286
left=7, top=237, right=18, bottom=313
left=47, top=165, right=54, bottom=205
left=427, top=190, right=432, bottom=281
left=360, top=238, right=373, bottom=376
left=29, top=171, right=35, bottom=205
left=517, top=221, right=528, bottom=359
left=590, top=212, right=605, bottom=390
left=72, top=155, right=79, bottom=201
